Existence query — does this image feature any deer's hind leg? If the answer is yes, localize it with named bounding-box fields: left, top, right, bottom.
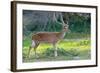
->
left=27, top=40, right=37, bottom=58
left=27, top=46, right=32, bottom=59
left=34, top=42, right=39, bottom=58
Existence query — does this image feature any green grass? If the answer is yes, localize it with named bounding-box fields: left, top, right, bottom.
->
left=22, top=37, right=91, bottom=62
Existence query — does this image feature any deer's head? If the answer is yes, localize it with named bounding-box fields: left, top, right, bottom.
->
left=62, top=24, right=69, bottom=32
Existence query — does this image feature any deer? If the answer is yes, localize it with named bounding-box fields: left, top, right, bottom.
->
left=27, top=13, right=69, bottom=58
left=27, top=24, right=69, bottom=58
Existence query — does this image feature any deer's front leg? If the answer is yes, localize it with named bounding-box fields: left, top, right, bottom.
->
left=53, top=43, right=58, bottom=57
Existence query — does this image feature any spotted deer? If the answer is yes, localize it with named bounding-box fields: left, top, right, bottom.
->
left=27, top=23, right=69, bottom=58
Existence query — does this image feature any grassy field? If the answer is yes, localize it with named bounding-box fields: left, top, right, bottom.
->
left=22, top=34, right=91, bottom=62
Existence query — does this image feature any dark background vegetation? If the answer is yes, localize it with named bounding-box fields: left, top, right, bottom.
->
left=23, top=10, right=91, bottom=38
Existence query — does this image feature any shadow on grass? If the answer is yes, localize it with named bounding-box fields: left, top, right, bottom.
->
left=23, top=47, right=90, bottom=63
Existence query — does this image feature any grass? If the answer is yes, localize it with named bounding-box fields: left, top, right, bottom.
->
left=22, top=36, right=91, bottom=62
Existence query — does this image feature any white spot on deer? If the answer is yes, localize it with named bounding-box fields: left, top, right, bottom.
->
left=31, top=40, right=35, bottom=48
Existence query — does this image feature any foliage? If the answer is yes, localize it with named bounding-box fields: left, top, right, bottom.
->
left=23, top=10, right=91, bottom=37
left=68, top=13, right=91, bottom=33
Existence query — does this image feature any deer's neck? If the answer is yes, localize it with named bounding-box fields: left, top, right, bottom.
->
left=59, top=31, right=66, bottom=39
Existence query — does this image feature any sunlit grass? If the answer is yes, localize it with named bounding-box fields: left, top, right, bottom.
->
left=22, top=38, right=91, bottom=62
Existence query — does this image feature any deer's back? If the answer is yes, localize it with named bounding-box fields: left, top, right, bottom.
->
left=32, top=32, right=61, bottom=43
